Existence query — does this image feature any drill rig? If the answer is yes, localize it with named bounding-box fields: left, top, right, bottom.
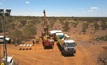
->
left=41, top=10, right=54, bottom=49
left=43, top=10, right=48, bottom=35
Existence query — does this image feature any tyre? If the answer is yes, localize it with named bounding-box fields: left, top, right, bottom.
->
left=74, top=50, right=76, bottom=53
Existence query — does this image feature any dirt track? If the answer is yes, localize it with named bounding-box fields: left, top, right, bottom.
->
left=0, top=40, right=106, bottom=65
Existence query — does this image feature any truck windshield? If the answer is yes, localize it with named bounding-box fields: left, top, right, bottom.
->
left=65, top=42, right=75, bottom=47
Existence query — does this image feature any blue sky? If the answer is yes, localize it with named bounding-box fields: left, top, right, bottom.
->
left=0, top=0, right=107, bottom=17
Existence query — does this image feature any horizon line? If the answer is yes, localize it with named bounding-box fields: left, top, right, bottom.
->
left=11, top=15, right=107, bottom=17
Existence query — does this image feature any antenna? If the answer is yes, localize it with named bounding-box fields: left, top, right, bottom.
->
left=0, top=9, right=11, bottom=65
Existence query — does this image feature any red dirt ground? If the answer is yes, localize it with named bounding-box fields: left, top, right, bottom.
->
left=0, top=35, right=107, bottom=65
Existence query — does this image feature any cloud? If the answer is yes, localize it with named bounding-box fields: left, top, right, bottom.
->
left=82, top=6, right=99, bottom=14
left=91, top=7, right=98, bottom=10
left=25, top=1, right=30, bottom=4
left=0, top=3, right=3, bottom=4
left=88, top=6, right=99, bottom=12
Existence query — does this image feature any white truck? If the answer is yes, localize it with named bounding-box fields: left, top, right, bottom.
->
left=0, top=36, right=11, bottom=43
left=61, top=40, right=76, bottom=55
left=49, top=30, right=77, bottom=55
left=56, top=33, right=76, bottom=55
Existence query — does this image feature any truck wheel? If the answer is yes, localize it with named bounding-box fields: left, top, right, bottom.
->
left=44, top=46, right=46, bottom=49
left=72, top=53, right=74, bottom=56
left=74, top=50, right=76, bottom=53
left=8, top=40, right=11, bottom=43
left=44, top=46, right=47, bottom=49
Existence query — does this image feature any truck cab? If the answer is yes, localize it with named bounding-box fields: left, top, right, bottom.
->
left=62, top=40, right=76, bottom=55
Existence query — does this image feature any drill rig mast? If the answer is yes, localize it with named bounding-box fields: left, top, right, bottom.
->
left=43, top=10, right=48, bottom=35
left=41, top=10, right=54, bottom=49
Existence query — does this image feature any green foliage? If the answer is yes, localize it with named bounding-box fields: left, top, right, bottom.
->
left=62, top=21, right=70, bottom=32
left=9, top=24, right=37, bottom=42
left=0, top=22, right=2, bottom=32
left=72, top=21, right=78, bottom=28
left=72, top=17, right=107, bottom=22
left=6, top=16, right=14, bottom=23
left=5, top=16, right=37, bottom=42
left=1, top=16, right=107, bottom=43
left=9, top=29, right=23, bottom=43
left=101, top=21, right=107, bottom=30
left=93, top=22, right=99, bottom=30
left=22, top=24, right=36, bottom=38
left=96, top=35, right=107, bottom=41
left=20, top=20, right=27, bottom=27
left=60, top=18, right=66, bottom=25
left=82, top=21, right=89, bottom=33
left=35, top=18, right=43, bottom=24
left=49, top=18, right=55, bottom=29
left=5, top=23, right=16, bottom=32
